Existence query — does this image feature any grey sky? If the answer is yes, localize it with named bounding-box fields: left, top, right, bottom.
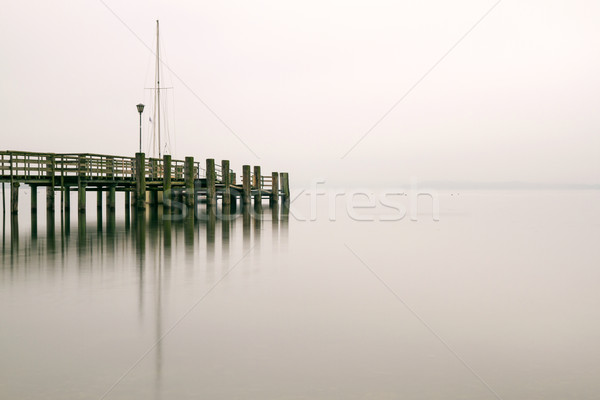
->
left=1, top=0, right=598, bottom=186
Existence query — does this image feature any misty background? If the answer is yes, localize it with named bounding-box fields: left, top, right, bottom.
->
left=1, top=0, right=599, bottom=188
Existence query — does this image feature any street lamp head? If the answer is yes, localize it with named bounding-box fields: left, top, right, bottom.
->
left=136, top=103, right=145, bottom=114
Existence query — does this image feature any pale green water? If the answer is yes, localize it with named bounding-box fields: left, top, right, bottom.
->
left=1, top=190, right=599, bottom=399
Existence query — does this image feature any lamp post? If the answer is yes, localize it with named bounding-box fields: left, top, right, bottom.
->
left=136, top=103, right=145, bottom=153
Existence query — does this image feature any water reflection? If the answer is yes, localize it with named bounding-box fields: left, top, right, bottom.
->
left=1, top=201, right=287, bottom=397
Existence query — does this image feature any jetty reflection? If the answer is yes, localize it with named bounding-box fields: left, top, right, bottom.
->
left=2, top=201, right=289, bottom=272
left=2, top=190, right=289, bottom=398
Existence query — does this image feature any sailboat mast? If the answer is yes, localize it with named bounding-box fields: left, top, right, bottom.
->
left=156, top=20, right=161, bottom=158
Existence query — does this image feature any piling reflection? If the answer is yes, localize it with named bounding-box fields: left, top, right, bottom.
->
left=1, top=202, right=289, bottom=389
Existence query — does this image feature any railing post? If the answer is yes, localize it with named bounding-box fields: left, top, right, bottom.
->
left=185, top=156, right=195, bottom=210
left=222, top=160, right=230, bottom=206
left=253, top=165, right=261, bottom=205
left=163, top=154, right=172, bottom=209
left=46, top=154, right=55, bottom=212
left=78, top=155, right=86, bottom=213
left=206, top=158, right=216, bottom=207
left=270, top=172, right=279, bottom=207
left=242, top=165, right=251, bottom=205
left=106, top=156, right=114, bottom=179
left=135, top=153, right=146, bottom=210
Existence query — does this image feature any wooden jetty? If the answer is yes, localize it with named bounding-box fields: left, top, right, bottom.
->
left=0, top=151, right=290, bottom=214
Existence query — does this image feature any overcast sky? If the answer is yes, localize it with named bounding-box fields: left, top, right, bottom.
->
left=1, top=0, right=599, bottom=187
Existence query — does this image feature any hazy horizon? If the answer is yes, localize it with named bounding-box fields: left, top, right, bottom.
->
left=1, top=0, right=598, bottom=187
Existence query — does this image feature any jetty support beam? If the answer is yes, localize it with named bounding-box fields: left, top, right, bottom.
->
left=242, top=165, right=251, bottom=205
left=135, top=153, right=146, bottom=210
left=11, top=182, right=19, bottom=214
left=270, top=172, right=279, bottom=207
left=163, top=154, right=171, bottom=209
left=185, top=156, right=195, bottom=210
left=206, top=158, right=216, bottom=207
left=253, top=165, right=261, bottom=205
left=78, top=155, right=86, bottom=213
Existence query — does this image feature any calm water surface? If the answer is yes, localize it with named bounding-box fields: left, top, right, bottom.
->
left=1, top=190, right=599, bottom=399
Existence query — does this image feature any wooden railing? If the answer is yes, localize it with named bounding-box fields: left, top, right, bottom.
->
left=0, top=151, right=206, bottom=182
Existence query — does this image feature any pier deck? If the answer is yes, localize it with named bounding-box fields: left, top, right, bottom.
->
left=0, top=151, right=290, bottom=214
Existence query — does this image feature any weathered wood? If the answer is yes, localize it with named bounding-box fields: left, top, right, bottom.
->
left=0, top=150, right=291, bottom=217
left=11, top=182, right=19, bottom=214
left=78, top=184, right=86, bottom=213
left=148, top=159, right=159, bottom=204
left=63, top=186, right=70, bottom=211
left=135, top=153, right=146, bottom=210
left=253, top=165, right=261, bottom=205
left=46, top=155, right=55, bottom=211
left=222, top=159, right=230, bottom=205
left=281, top=172, right=290, bottom=204
left=106, top=156, right=114, bottom=179
left=242, top=165, right=251, bottom=205
left=206, top=158, right=216, bottom=207
left=270, top=172, right=279, bottom=206
left=163, top=154, right=172, bottom=209
left=185, top=156, right=195, bottom=209
left=78, top=155, right=86, bottom=213
left=30, top=184, right=37, bottom=213
left=107, top=185, right=116, bottom=210
left=97, top=187, right=103, bottom=208
left=124, top=190, right=130, bottom=209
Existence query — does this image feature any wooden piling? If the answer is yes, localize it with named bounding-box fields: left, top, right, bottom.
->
left=163, top=154, right=172, bottom=209
left=30, top=185, right=37, bottom=213
left=78, top=155, right=86, bottom=213
left=222, top=160, right=230, bottom=205
left=185, top=156, right=195, bottom=209
left=46, top=155, right=55, bottom=212
left=253, top=165, right=261, bottom=205
left=124, top=190, right=130, bottom=210
left=135, top=153, right=146, bottom=210
left=242, top=165, right=251, bottom=205
left=206, top=158, right=216, bottom=207
left=78, top=184, right=86, bottom=213
left=11, top=182, right=19, bottom=214
left=270, top=172, right=279, bottom=207
left=107, top=186, right=116, bottom=210
left=281, top=172, right=290, bottom=204
left=97, top=187, right=103, bottom=209
left=64, top=186, right=70, bottom=211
